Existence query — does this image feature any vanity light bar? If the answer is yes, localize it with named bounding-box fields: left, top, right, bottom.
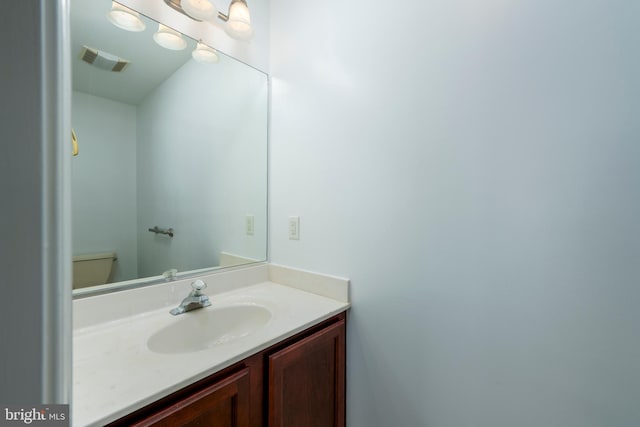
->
left=161, top=0, right=253, bottom=40
left=163, top=0, right=228, bottom=21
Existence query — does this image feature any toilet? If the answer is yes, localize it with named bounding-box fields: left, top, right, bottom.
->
left=72, top=252, right=117, bottom=289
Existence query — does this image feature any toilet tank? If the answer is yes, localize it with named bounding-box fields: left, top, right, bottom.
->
left=72, top=252, right=117, bottom=289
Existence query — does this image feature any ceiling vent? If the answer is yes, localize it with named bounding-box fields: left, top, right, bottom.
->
left=80, top=46, right=130, bottom=72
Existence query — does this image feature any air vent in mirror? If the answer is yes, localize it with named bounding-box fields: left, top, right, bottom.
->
left=80, top=46, right=130, bottom=73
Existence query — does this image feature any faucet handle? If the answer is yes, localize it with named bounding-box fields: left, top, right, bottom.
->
left=191, top=280, right=207, bottom=294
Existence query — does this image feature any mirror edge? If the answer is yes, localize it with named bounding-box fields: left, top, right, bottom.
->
left=73, top=261, right=269, bottom=299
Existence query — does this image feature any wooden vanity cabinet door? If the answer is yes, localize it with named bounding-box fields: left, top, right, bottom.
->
left=267, top=319, right=346, bottom=427
left=130, top=367, right=251, bottom=427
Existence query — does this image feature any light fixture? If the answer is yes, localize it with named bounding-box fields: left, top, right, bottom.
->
left=222, top=0, right=253, bottom=40
left=153, top=24, right=187, bottom=50
left=192, top=42, right=220, bottom=63
left=182, top=0, right=218, bottom=21
left=107, top=1, right=146, bottom=32
left=162, top=0, right=254, bottom=41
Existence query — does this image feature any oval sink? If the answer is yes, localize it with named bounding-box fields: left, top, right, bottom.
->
left=148, top=304, right=272, bottom=354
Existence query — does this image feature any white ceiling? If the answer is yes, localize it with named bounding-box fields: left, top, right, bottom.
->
left=71, top=0, right=195, bottom=105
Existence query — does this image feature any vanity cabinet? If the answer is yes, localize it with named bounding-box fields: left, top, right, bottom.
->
left=267, top=319, right=345, bottom=427
left=107, top=312, right=346, bottom=427
left=126, top=368, right=251, bottom=427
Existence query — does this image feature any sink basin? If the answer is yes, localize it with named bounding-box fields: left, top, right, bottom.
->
left=147, top=304, right=272, bottom=354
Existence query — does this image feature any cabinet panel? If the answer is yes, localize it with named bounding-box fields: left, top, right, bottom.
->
left=130, top=367, right=251, bottom=427
left=268, top=319, right=346, bottom=427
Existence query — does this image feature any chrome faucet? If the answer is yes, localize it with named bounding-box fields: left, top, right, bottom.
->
left=170, top=280, right=211, bottom=315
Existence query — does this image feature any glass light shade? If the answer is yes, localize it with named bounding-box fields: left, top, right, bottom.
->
left=192, top=43, right=220, bottom=63
left=107, top=2, right=146, bottom=32
left=153, top=24, right=187, bottom=50
left=225, top=0, right=253, bottom=40
left=182, top=0, right=218, bottom=21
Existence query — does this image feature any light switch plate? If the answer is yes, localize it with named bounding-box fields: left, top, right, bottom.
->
left=246, top=215, right=254, bottom=236
left=288, top=216, right=300, bottom=240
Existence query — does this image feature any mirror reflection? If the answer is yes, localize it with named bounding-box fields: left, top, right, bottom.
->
left=70, top=0, right=268, bottom=293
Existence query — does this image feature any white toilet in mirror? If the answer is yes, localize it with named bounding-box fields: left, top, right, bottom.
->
left=72, top=252, right=117, bottom=289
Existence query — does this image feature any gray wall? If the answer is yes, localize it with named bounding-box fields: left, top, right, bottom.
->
left=0, top=0, right=71, bottom=404
left=136, top=58, right=268, bottom=277
left=269, top=0, right=640, bottom=426
left=71, top=92, right=138, bottom=283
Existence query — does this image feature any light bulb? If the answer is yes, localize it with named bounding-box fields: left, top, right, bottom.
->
left=107, top=1, right=145, bottom=32
left=182, top=0, right=218, bottom=21
left=225, top=0, right=253, bottom=40
left=192, top=42, right=220, bottom=63
left=153, top=24, right=187, bottom=50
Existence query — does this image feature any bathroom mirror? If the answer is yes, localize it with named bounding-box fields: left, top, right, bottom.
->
left=70, top=0, right=267, bottom=295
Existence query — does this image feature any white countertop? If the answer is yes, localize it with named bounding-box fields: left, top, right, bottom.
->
left=72, top=264, right=350, bottom=427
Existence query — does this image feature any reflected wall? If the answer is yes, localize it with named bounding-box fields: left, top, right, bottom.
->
left=72, top=55, right=267, bottom=284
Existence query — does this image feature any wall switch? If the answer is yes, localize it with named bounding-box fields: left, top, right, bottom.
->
left=246, top=215, right=254, bottom=236
left=288, top=216, right=300, bottom=240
